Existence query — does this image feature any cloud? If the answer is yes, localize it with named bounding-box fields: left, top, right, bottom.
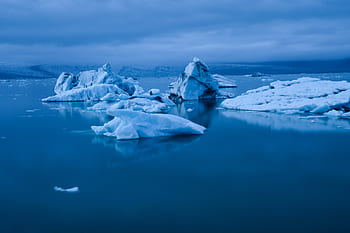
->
left=0, top=0, right=349, bottom=64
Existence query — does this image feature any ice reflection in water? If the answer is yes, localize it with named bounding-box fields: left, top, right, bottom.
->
left=221, top=110, right=350, bottom=132
left=43, top=99, right=213, bottom=162
left=92, top=135, right=200, bottom=165
left=170, top=99, right=217, bottom=128
left=42, top=101, right=111, bottom=123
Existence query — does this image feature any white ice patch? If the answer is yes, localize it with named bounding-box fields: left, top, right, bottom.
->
left=54, top=186, right=79, bottom=193
left=221, top=77, right=350, bottom=116
left=91, top=110, right=206, bottom=140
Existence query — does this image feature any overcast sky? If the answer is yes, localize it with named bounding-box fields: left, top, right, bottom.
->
left=0, top=0, right=349, bottom=65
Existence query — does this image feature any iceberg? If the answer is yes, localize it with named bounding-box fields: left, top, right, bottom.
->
left=221, top=77, right=350, bottom=116
left=91, top=110, right=206, bottom=140
left=43, top=64, right=143, bottom=102
left=169, top=57, right=219, bottom=102
left=42, top=84, right=126, bottom=102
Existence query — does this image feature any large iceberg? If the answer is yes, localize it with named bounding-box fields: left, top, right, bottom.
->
left=169, top=58, right=219, bottom=102
left=91, top=110, right=206, bottom=140
left=221, top=77, right=350, bottom=116
left=42, top=64, right=143, bottom=102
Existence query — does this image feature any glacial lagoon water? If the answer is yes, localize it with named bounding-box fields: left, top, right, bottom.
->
left=1, top=74, right=350, bottom=233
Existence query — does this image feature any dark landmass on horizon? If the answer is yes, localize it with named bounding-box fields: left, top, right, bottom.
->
left=0, top=58, right=349, bottom=79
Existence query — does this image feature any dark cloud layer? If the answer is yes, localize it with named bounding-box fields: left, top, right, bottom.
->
left=0, top=0, right=349, bottom=64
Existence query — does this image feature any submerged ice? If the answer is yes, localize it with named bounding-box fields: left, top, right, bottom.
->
left=221, top=77, right=350, bottom=117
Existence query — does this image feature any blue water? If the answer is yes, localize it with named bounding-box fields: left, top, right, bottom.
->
left=1, top=75, right=350, bottom=233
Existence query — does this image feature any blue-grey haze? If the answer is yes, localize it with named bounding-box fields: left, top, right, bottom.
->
left=0, top=0, right=350, bottom=65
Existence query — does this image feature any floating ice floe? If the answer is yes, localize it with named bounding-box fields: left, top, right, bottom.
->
left=42, top=64, right=143, bottom=102
left=249, top=72, right=266, bottom=77
left=169, top=57, right=220, bottom=102
left=212, top=74, right=237, bottom=88
left=89, top=88, right=175, bottom=113
left=90, top=97, right=168, bottom=113
left=91, top=110, right=206, bottom=140
left=54, top=186, right=79, bottom=193
left=221, top=77, right=350, bottom=117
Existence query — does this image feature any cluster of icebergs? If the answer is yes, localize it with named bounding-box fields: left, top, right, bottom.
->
left=43, top=58, right=228, bottom=139
left=43, top=58, right=350, bottom=140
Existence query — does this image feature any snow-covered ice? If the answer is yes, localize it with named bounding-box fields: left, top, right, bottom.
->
left=54, top=186, right=79, bottom=193
left=169, top=57, right=219, bottom=101
left=91, top=110, right=206, bottom=140
left=43, top=64, right=143, bottom=102
left=221, top=77, right=350, bottom=116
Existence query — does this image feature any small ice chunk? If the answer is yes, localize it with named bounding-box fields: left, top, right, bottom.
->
left=342, top=112, right=350, bottom=118
left=325, top=110, right=343, bottom=117
left=54, top=186, right=79, bottom=193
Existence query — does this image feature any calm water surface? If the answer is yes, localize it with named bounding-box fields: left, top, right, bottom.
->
left=1, top=74, right=350, bottom=233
